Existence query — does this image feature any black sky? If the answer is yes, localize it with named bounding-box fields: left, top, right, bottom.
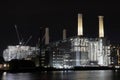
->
left=0, top=0, right=120, bottom=54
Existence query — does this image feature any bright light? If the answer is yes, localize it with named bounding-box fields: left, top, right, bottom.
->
left=98, top=16, right=104, bottom=37
left=3, top=64, right=7, bottom=68
left=78, top=14, right=83, bottom=36
left=3, top=46, right=39, bottom=61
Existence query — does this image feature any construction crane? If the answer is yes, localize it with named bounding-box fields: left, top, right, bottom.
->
left=24, top=35, right=32, bottom=46
left=14, top=25, right=22, bottom=45
left=14, top=25, right=32, bottom=46
left=3, top=25, right=39, bottom=61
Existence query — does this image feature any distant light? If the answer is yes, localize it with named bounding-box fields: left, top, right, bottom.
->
left=70, top=38, right=73, bottom=41
left=3, top=64, right=7, bottom=68
left=19, top=42, right=22, bottom=45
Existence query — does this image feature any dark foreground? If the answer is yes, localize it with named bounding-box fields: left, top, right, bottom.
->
left=0, top=66, right=119, bottom=73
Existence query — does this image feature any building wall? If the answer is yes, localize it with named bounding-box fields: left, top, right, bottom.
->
left=41, top=36, right=111, bottom=68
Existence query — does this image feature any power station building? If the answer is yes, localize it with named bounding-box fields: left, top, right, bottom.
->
left=41, top=13, right=111, bottom=69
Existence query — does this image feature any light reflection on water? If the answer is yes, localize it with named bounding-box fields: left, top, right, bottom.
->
left=1, top=72, right=34, bottom=80
left=0, top=70, right=119, bottom=80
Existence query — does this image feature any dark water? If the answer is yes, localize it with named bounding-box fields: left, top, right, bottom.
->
left=0, top=70, right=120, bottom=80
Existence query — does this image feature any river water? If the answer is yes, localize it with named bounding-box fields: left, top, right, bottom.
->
left=0, top=70, right=120, bottom=80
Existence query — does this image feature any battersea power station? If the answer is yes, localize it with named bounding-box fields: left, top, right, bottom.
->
left=41, top=14, right=111, bottom=69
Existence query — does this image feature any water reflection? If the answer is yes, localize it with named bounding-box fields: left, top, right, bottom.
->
left=0, top=70, right=120, bottom=80
left=73, top=70, right=113, bottom=80
left=1, top=72, right=33, bottom=80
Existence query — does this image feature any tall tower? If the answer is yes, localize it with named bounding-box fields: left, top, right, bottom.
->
left=98, top=16, right=104, bottom=66
left=78, top=14, right=83, bottom=36
left=45, top=27, right=49, bottom=45
left=98, top=16, right=104, bottom=38
left=63, top=29, right=66, bottom=40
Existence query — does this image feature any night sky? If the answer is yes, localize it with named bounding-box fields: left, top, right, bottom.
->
left=0, top=0, right=120, bottom=54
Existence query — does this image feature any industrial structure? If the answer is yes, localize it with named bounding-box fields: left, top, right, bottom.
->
left=3, top=13, right=119, bottom=70
left=110, top=45, right=120, bottom=65
left=41, top=13, right=111, bottom=69
left=3, top=45, right=39, bottom=61
left=2, top=25, right=40, bottom=68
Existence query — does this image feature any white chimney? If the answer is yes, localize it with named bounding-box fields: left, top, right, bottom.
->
left=45, top=27, right=49, bottom=45
left=98, top=16, right=104, bottom=38
left=78, top=13, right=83, bottom=36
left=63, top=29, right=66, bottom=40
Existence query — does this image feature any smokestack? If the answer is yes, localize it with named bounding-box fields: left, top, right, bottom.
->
left=45, top=27, right=49, bottom=45
left=78, top=13, right=83, bottom=36
left=63, top=29, right=66, bottom=40
left=98, top=16, right=104, bottom=38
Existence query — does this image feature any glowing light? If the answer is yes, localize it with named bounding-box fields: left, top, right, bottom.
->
left=78, top=14, right=83, bottom=36
left=3, top=46, right=39, bottom=61
left=3, top=64, right=7, bottom=68
left=98, top=16, right=104, bottom=37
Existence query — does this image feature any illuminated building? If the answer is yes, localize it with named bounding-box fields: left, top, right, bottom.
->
left=3, top=45, right=39, bottom=61
left=2, top=25, right=40, bottom=67
left=41, top=37, right=110, bottom=69
left=117, top=47, right=120, bottom=65
left=40, top=13, right=111, bottom=69
left=110, top=45, right=120, bottom=65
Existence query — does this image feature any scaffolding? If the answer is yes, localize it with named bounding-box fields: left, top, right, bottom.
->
left=3, top=45, right=39, bottom=61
